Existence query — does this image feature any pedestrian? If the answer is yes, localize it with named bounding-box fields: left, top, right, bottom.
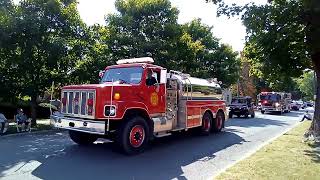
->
left=15, top=108, right=31, bottom=132
left=300, top=111, right=312, bottom=122
left=0, top=112, right=8, bottom=135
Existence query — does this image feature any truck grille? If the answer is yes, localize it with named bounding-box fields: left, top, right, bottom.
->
left=61, top=90, right=96, bottom=118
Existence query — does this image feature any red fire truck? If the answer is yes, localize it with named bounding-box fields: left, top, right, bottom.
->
left=51, top=57, right=227, bottom=154
left=257, top=92, right=292, bottom=114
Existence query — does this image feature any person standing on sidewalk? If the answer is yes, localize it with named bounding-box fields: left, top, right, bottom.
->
left=0, top=112, right=8, bottom=134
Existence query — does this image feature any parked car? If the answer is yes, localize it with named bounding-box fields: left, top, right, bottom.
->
left=296, top=100, right=306, bottom=109
left=305, top=101, right=314, bottom=107
left=291, top=101, right=300, bottom=111
left=229, top=96, right=255, bottom=118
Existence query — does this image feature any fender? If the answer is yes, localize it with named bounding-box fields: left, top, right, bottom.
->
left=111, top=101, right=150, bottom=120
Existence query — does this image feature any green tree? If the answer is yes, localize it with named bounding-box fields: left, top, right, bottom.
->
left=181, top=19, right=240, bottom=87
left=0, top=0, right=87, bottom=125
left=72, top=25, right=112, bottom=84
left=106, top=1, right=240, bottom=86
left=296, top=71, right=316, bottom=101
left=106, top=0, right=181, bottom=68
left=208, top=0, right=320, bottom=136
left=241, top=1, right=309, bottom=90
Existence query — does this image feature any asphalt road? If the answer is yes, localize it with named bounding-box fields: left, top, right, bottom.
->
left=0, top=110, right=306, bottom=180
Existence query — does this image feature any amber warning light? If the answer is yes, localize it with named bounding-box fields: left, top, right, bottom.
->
left=114, top=93, right=121, bottom=100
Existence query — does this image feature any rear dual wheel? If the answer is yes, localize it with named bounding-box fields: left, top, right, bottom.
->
left=200, top=112, right=212, bottom=135
left=200, top=111, right=225, bottom=135
left=212, top=111, right=225, bottom=133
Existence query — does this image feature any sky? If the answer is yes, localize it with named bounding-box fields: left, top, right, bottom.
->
left=13, top=0, right=267, bottom=52
left=77, top=0, right=268, bottom=52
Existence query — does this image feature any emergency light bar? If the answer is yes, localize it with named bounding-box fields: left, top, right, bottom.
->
left=116, top=57, right=154, bottom=65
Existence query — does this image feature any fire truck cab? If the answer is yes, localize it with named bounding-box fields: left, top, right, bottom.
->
left=258, top=92, right=292, bottom=114
left=51, top=57, right=227, bottom=154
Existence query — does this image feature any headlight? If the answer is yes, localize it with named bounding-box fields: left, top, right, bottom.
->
left=105, top=106, right=116, bottom=116
left=275, top=102, right=280, bottom=107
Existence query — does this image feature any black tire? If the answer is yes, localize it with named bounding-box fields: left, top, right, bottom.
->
left=201, top=112, right=213, bottom=135
left=237, top=114, right=241, bottom=118
left=244, top=113, right=249, bottom=118
left=229, top=112, right=233, bottom=119
left=69, top=130, right=98, bottom=145
left=116, top=116, right=150, bottom=155
left=251, top=112, right=255, bottom=118
left=212, top=111, right=225, bottom=133
left=261, top=110, right=265, bottom=114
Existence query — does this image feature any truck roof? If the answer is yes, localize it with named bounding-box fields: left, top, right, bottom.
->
left=105, top=63, right=165, bottom=70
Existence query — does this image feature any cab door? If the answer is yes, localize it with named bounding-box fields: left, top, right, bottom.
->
left=142, top=68, right=166, bottom=115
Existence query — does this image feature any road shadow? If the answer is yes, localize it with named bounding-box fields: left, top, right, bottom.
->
left=262, top=111, right=303, bottom=117
left=226, top=111, right=302, bottom=129
left=0, top=130, right=245, bottom=180
left=226, top=117, right=290, bottom=128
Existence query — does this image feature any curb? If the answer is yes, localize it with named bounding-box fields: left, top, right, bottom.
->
left=0, top=129, right=62, bottom=139
left=211, top=120, right=303, bottom=179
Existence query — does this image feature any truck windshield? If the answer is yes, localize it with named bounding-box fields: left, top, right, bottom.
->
left=101, top=67, right=143, bottom=84
left=260, top=94, right=280, bottom=101
left=232, top=98, right=246, bottom=104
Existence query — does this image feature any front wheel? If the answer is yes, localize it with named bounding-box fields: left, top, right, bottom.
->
left=251, top=112, right=255, bottom=118
left=69, top=130, right=98, bottom=145
left=212, top=111, right=225, bottom=133
left=261, top=110, right=265, bottom=114
left=229, top=112, right=233, bottom=119
left=116, top=116, right=150, bottom=155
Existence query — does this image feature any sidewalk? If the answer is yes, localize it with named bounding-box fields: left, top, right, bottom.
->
left=2, top=119, right=54, bottom=137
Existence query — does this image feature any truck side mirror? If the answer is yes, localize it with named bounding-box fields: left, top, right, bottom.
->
left=160, top=69, right=167, bottom=84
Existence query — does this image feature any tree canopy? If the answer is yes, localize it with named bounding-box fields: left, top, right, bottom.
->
left=0, top=0, right=88, bottom=123
left=105, top=0, right=240, bottom=87
left=0, top=0, right=240, bottom=121
left=242, top=1, right=311, bottom=90
left=208, top=0, right=320, bottom=135
left=295, top=71, right=316, bottom=101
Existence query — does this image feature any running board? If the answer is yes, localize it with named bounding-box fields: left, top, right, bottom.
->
left=154, top=132, right=172, bottom=138
left=171, top=127, right=186, bottom=132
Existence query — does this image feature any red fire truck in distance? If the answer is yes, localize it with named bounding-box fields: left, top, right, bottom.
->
left=51, top=57, right=227, bottom=154
left=257, top=92, right=292, bottom=114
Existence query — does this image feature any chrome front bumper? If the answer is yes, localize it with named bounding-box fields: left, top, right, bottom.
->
left=51, top=114, right=106, bottom=135
left=261, top=107, right=280, bottom=112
